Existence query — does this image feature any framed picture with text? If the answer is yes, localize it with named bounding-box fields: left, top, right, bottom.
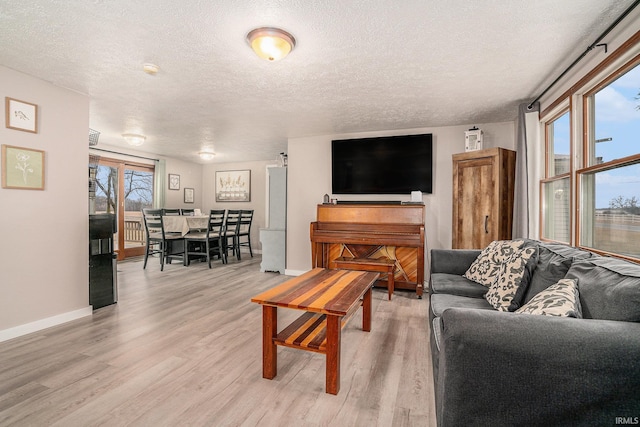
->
left=215, top=170, right=250, bottom=202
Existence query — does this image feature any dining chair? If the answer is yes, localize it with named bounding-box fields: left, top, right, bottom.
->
left=141, top=208, right=185, bottom=271
left=180, top=208, right=195, bottom=215
left=184, top=210, right=226, bottom=268
left=163, top=208, right=180, bottom=216
left=223, top=210, right=241, bottom=261
left=237, top=210, right=254, bottom=258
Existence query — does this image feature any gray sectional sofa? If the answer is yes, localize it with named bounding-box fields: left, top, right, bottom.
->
left=429, top=240, right=640, bottom=426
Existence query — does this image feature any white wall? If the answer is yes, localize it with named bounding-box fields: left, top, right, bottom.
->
left=286, top=122, right=516, bottom=274
left=202, top=160, right=274, bottom=254
left=165, top=157, right=203, bottom=210
left=0, top=66, right=91, bottom=340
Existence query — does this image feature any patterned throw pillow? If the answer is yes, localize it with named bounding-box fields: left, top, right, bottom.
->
left=484, top=247, right=537, bottom=311
left=516, top=278, right=582, bottom=318
left=464, top=240, right=525, bottom=287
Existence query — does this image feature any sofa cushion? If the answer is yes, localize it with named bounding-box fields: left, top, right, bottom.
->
left=523, top=245, right=573, bottom=303
left=430, top=273, right=488, bottom=298
left=430, top=249, right=482, bottom=275
left=565, top=257, right=640, bottom=321
left=463, top=239, right=525, bottom=286
left=516, top=278, right=582, bottom=318
left=430, top=293, right=493, bottom=318
left=484, top=247, right=537, bottom=311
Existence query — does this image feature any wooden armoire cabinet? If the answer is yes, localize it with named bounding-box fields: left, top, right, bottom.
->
left=452, top=147, right=516, bottom=249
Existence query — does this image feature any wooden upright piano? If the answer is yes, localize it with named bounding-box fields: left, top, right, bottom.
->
left=310, top=203, right=425, bottom=298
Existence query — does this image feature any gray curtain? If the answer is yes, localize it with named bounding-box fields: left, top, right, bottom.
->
left=513, top=102, right=540, bottom=239
left=153, top=159, right=166, bottom=208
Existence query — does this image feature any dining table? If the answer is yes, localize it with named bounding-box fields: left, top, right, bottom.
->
left=163, top=215, right=209, bottom=236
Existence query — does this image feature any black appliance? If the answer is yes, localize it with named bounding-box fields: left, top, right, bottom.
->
left=89, top=214, right=117, bottom=309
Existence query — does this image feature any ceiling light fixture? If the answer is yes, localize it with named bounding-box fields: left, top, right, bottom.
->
left=246, top=27, right=296, bottom=61
left=143, top=63, right=160, bottom=75
left=198, top=151, right=215, bottom=161
left=122, top=133, right=146, bottom=146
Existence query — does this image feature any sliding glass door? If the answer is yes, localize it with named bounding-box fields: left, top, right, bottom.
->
left=91, top=157, right=154, bottom=259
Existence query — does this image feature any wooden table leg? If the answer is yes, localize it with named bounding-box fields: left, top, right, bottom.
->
left=262, top=305, right=277, bottom=379
left=387, top=267, right=394, bottom=300
left=362, top=287, right=371, bottom=332
left=325, top=314, right=341, bottom=394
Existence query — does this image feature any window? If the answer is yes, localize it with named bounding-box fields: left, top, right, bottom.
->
left=541, top=52, right=640, bottom=260
left=541, top=177, right=571, bottom=243
left=579, top=60, right=640, bottom=259
left=90, top=156, right=155, bottom=259
left=587, top=64, right=640, bottom=166
left=579, top=163, right=640, bottom=259
left=548, top=111, right=571, bottom=176
left=541, top=110, right=571, bottom=243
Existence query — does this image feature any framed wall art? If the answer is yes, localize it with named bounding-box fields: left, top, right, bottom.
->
left=1, top=144, right=45, bottom=190
left=215, top=169, right=250, bottom=202
left=184, top=187, right=194, bottom=203
left=168, top=173, right=180, bottom=190
left=5, top=97, right=38, bottom=133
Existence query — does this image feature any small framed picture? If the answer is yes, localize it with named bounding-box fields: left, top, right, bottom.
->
left=184, top=188, right=194, bottom=203
left=5, top=97, right=38, bottom=133
left=465, top=128, right=483, bottom=152
left=168, top=173, right=180, bottom=190
left=2, top=144, right=45, bottom=190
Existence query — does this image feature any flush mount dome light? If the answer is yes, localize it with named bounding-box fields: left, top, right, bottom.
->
left=246, top=27, right=296, bottom=61
left=143, top=63, right=160, bottom=75
left=122, top=133, right=146, bottom=146
left=198, top=151, right=215, bottom=160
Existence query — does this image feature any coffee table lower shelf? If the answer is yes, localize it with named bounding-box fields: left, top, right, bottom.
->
left=275, top=307, right=360, bottom=353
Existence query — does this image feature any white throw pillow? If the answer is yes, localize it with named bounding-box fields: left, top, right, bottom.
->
left=516, top=278, right=582, bottom=318
left=464, top=240, right=525, bottom=287
left=484, top=247, right=537, bottom=312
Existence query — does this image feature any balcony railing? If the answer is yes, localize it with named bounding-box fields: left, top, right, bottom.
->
left=124, top=218, right=145, bottom=246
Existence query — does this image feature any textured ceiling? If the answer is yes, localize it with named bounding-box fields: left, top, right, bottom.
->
left=0, top=0, right=635, bottom=163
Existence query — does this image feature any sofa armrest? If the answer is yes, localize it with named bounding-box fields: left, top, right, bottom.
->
left=430, top=249, right=480, bottom=275
left=437, top=308, right=640, bottom=426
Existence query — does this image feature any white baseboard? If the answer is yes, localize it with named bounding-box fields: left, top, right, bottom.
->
left=284, top=268, right=308, bottom=277
left=239, top=248, right=261, bottom=254
left=0, top=306, right=93, bottom=343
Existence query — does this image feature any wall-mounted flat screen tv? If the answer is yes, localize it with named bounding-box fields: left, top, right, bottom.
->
left=331, top=133, right=433, bottom=194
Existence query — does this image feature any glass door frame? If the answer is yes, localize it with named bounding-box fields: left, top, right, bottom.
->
left=95, top=157, right=155, bottom=260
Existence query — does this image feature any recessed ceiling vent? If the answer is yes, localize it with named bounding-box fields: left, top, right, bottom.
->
left=89, top=128, right=100, bottom=146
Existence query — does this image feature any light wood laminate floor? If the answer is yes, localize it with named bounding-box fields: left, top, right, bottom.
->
left=0, top=255, right=436, bottom=426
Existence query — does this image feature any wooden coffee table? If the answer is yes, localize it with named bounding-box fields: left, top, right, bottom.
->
left=251, top=268, right=379, bottom=394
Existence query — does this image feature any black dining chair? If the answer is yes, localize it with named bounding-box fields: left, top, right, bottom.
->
left=180, top=208, right=195, bottom=215
left=184, top=210, right=226, bottom=268
left=141, top=208, right=185, bottom=271
left=223, top=210, right=241, bottom=261
left=237, top=210, right=254, bottom=258
left=163, top=208, right=180, bottom=216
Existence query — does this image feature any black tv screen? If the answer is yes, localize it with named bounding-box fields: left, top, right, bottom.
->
left=331, top=133, right=433, bottom=194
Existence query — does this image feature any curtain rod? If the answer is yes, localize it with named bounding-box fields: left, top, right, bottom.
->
left=90, top=147, right=159, bottom=162
left=527, top=0, right=640, bottom=110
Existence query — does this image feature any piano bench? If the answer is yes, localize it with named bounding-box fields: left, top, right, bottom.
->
left=333, top=257, right=396, bottom=300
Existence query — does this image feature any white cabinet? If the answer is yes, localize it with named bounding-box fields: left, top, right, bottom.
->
left=260, top=167, right=286, bottom=273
